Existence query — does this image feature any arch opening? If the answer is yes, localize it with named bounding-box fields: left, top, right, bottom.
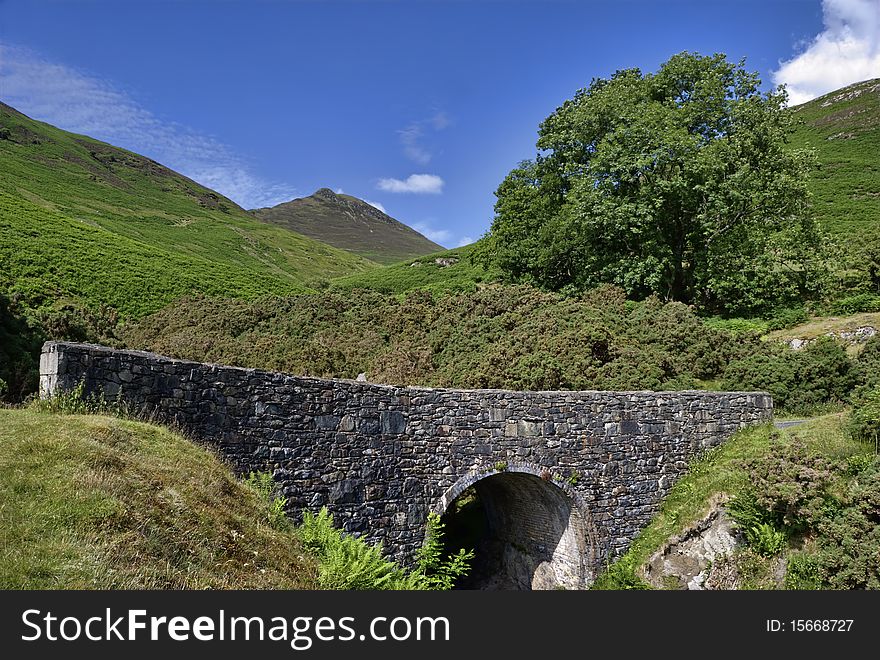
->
left=438, top=469, right=593, bottom=590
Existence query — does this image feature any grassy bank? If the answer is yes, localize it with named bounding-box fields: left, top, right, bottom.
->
left=0, top=408, right=318, bottom=589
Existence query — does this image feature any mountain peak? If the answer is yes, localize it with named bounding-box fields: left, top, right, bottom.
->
left=252, top=190, right=442, bottom=264
left=313, top=187, right=338, bottom=199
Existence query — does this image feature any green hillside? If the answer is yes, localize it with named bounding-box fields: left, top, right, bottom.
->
left=0, top=408, right=318, bottom=589
left=0, top=102, right=376, bottom=318
left=252, top=187, right=442, bottom=265
left=791, top=79, right=880, bottom=242
left=331, top=242, right=501, bottom=294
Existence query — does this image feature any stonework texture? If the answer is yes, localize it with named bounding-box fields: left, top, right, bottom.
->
left=40, top=341, right=773, bottom=588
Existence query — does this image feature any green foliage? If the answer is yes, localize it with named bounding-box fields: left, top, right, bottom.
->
left=29, top=380, right=120, bottom=417
left=0, top=293, right=43, bottom=402
left=746, top=522, right=787, bottom=557
left=825, top=293, right=880, bottom=316
left=413, top=512, right=474, bottom=590
left=721, top=336, right=855, bottom=414
left=299, top=509, right=419, bottom=590
left=847, top=388, right=880, bottom=452
left=784, top=552, right=821, bottom=590
left=299, top=508, right=472, bottom=590
left=593, top=415, right=880, bottom=590
left=0, top=103, right=377, bottom=401
left=764, top=307, right=810, bottom=331
left=243, top=471, right=290, bottom=530
left=854, top=336, right=880, bottom=396
left=124, top=286, right=767, bottom=393
left=591, top=554, right=651, bottom=590
left=493, top=461, right=508, bottom=473
left=736, top=437, right=836, bottom=532
left=475, top=51, right=825, bottom=315
left=732, top=431, right=880, bottom=589
left=812, top=468, right=880, bottom=589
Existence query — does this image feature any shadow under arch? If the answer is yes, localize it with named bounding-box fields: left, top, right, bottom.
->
left=433, top=462, right=600, bottom=590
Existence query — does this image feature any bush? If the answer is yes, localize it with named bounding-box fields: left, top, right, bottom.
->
left=722, top=337, right=855, bottom=414
left=847, top=389, right=880, bottom=452
left=814, top=469, right=880, bottom=589
left=0, top=293, right=43, bottom=402
left=731, top=433, right=880, bottom=589
left=765, top=307, right=809, bottom=331
left=122, top=287, right=765, bottom=394
left=825, top=293, right=880, bottom=316
left=784, top=552, right=821, bottom=590
left=854, top=336, right=880, bottom=396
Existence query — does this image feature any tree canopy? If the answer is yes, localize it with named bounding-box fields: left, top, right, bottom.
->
left=474, top=52, right=826, bottom=315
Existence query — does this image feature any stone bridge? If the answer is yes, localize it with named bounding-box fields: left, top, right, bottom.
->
left=40, top=342, right=773, bottom=589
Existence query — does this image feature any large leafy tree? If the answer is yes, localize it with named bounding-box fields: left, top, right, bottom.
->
left=474, top=52, right=825, bottom=315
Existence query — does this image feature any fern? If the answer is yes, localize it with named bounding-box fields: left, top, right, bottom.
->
left=299, top=508, right=472, bottom=590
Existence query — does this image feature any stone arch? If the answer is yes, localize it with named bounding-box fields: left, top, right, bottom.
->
left=433, top=462, right=600, bottom=590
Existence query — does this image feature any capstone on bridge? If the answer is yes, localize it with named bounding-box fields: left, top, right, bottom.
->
left=40, top=341, right=772, bottom=589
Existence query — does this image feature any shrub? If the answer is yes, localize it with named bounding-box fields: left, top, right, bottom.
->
left=785, top=552, right=821, bottom=590
left=721, top=337, right=855, bottom=414
left=746, top=522, right=787, bottom=557
left=123, top=287, right=763, bottom=394
left=847, top=389, right=880, bottom=452
left=826, top=293, right=880, bottom=316
left=0, top=293, right=43, bottom=402
left=814, top=469, right=880, bottom=589
left=854, top=336, right=880, bottom=395
left=765, top=307, right=809, bottom=331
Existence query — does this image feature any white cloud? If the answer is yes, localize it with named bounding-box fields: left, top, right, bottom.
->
left=377, top=173, right=445, bottom=194
left=364, top=199, right=387, bottom=214
left=399, top=123, right=432, bottom=165
left=0, top=43, right=297, bottom=208
left=455, top=236, right=475, bottom=247
left=398, top=111, right=450, bottom=164
left=412, top=221, right=451, bottom=245
left=773, top=0, right=880, bottom=105
left=430, top=111, right=450, bottom=130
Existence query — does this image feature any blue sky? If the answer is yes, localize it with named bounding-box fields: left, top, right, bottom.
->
left=1, top=0, right=878, bottom=248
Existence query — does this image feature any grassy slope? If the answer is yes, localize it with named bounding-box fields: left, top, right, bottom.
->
left=253, top=188, right=442, bottom=265
left=790, top=79, right=880, bottom=242
left=594, top=414, right=868, bottom=589
left=0, top=408, right=318, bottom=589
left=330, top=242, right=501, bottom=294
left=0, top=103, right=375, bottom=317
